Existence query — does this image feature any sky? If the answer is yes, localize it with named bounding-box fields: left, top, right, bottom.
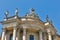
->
left=0, top=0, right=60, bottom=36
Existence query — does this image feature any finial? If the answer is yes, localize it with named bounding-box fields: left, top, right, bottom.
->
left=4, top=10, right=8, bottom=21
left=30, top=8, right=34, bottom=15
left=15, top=8, right=18, bottom=16
left=46, top=15, right=49, bottom=22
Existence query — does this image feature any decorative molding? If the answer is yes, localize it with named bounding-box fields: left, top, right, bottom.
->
left=3, top=22, right=17, bottom=28
left=21, top=24, right=43, bottom=30
left=21, top=18, right=34, bottom=21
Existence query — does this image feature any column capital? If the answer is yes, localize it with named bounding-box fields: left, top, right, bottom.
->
left=23, top=26, right=26, bottom=29
left=23, top=27, right=26, bottom=30
left=46, top=28, right=51, bottom=33
left=2, top=28, right=6, bottom=32
left=13, top=27, right=17, bottom=30
left=39, top=29, right=43, bottom=32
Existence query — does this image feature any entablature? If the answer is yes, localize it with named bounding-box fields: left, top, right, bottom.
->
left=3, top=22, right=18, bottom=28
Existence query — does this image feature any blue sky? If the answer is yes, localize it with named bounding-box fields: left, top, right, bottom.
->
left=0, top=0, right=60, bottom=35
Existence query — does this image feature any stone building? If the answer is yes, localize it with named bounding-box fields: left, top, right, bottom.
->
left=0, top=8, right=60, bottom=40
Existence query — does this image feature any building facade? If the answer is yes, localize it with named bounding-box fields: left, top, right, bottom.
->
left=0, top=8, right=60, bottom=40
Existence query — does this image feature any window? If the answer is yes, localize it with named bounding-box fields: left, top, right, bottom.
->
left=29, top=35, right=34, bottom=40
left=10, top=34, right=13, bottom=40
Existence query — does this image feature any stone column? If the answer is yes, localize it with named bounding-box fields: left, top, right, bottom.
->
left=7, top=34, right=10, bottom=40
left=47, top=29, right=52, bottom=40
left=5, top=31, right=10, bottom=40
left=48, top=32, right=52, bottom=40
left=44, top=32, right=46, bottom=40
left=1, top=28, right=6, bottom=40
left=16, top=29, right=20, bottom=40
left=13, top=27, right=17, bottom=40
left=5, top=34, right=7, bottom=40
left=23, top=28, right=26, bottom=40
left=39, top=31, right=43, bottom=40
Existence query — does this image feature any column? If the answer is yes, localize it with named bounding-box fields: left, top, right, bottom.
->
left=23, top=28, right=26, bottom=40
left=16, top=29, right=20, bottom=40
left=5, top=34, right=7, bottom=40
left=48, top=32, right=52, bottom=40
left=7, top=34, right=10, bottom=40
left=47, top=29, right=52, bottom=40
left=1, top=28, right=6, bottom=40
left=13, top=27, right=17, bottom=40
left=39, top=31, right=43, bottom=40
left=44, top=32, right=46, bottom=40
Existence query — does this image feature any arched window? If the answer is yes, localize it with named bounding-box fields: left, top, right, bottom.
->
left=10, top=34, right=13, bottom=40
left=29, top=35, right=34, bottom=40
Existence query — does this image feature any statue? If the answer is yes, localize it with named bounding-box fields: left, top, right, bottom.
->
left=30, top=8, right=34, bottom=15
left=5, top=10, right=8, bottom=19
left=15, top=8, right=18, bottom=16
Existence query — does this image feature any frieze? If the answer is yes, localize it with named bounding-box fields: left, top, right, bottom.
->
left=3, top=22, right=18, bottom=28
left=21, top=24, right=43, bottom=30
